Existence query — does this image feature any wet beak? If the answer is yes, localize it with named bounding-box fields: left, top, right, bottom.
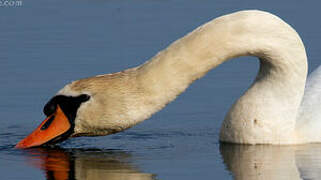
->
left=15, top=105, right=71, bottom=149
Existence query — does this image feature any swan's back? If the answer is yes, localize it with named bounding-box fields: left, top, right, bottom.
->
left=297, top=66, right=321, bottom=142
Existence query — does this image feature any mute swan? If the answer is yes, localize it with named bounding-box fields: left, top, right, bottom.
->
left=15, top=10, right=320, bottom=148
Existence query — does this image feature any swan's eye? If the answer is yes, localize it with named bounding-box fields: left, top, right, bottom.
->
left=76, top=94, right=90, bottom=102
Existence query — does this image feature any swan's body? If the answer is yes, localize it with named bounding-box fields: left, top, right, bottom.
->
left=15, top=10, right=321, bottom=148
left=297, top=66, right=321, bottom=142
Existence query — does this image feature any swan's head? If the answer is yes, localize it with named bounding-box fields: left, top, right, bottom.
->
left=15, top=72, right=145, bottom=149
left=15, top=92, right=91, bottom=149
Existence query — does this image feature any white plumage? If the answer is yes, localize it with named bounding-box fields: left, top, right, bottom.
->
left=52, top=10, right=321, bottom=144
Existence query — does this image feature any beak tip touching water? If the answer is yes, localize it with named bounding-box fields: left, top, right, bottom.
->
left=15, top=105, right=72, bottom=149
left=15, top=139, right=31, bottom=149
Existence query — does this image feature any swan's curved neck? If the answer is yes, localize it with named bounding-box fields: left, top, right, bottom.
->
left=136, top=10, right=307, bottom=144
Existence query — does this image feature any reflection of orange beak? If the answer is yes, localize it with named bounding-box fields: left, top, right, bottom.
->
left=43, top=150, right=70, bottom=180
left=24, top=148, right=71, bottom=180
left=15, top=105, right=71, bottom=149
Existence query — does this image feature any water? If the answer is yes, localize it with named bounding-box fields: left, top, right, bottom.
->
left=1, top=0, right=321, bottom=179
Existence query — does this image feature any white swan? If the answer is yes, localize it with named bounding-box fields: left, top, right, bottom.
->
left=15, top=10, right=321, bottom=148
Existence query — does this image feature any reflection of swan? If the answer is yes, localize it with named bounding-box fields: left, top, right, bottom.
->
left=23, top=148, right=155, bottom=180
left=15, top=10, right=321, bottom=148
left=220, top=144, right=321, bottom=180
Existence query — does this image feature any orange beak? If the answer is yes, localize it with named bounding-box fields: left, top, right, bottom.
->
left=15, top=105, right=71, bottom=149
